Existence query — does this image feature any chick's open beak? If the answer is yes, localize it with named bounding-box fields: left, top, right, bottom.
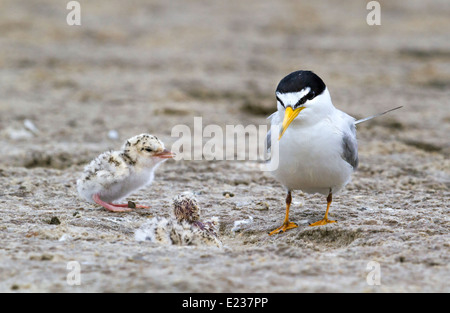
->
left=279, top=106, right=305, bottom=140
left=154, top=148, right=175, bottom=159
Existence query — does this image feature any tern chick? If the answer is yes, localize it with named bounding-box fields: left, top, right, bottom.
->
left=77, top=133, right=174, bottom=212
left=135, top=193, right=222, bottom=247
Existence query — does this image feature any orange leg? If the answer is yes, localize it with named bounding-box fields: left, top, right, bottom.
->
left=269, top=191, right=298, bottom=235
left=310, top=191, right=336, bottom=226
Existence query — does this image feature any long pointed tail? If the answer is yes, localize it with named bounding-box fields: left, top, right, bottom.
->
left=355, top=106, right=403, bottom=125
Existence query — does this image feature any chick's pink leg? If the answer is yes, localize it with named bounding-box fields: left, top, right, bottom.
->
left=93, top=194, right=132, bottom=212
left=107, top=203, right=150, bottom=209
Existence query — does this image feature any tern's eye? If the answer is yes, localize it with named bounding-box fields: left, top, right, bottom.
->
left=144, top=147, right=153, bottom=152
left=296, top=97, right=307, bottom=107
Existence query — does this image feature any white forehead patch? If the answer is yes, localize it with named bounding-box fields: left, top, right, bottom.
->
left=276, top=87, right=311, bottom=107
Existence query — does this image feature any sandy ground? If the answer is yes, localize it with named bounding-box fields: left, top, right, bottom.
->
left=0, top=0, right=449, bottom=292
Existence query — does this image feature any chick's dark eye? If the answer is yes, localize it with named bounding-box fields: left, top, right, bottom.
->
left=144, top=148, right=153, bottom=152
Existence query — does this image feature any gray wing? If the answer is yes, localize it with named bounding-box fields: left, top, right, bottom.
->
left=266, top=129, right=271, bottom=152
left=265, top=111, right=279, bottom=153
left=341, top=124, right=359, bottom=169
left=263, top=129, right=272, bottom=162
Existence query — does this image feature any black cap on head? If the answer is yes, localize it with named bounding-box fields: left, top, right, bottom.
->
left=276, top=70, right=326, bottom=100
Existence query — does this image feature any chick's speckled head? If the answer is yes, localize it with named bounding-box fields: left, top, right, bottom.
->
left=122, top=133, right=174, bottom=166
left=173, top=193, right=201, bottom=223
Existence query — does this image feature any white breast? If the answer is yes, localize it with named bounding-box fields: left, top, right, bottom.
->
left=97, top=167, right=155, bottom=203
left=77, top=151, right=157, bottom=204
left=270, top=113, right=355, bottom=195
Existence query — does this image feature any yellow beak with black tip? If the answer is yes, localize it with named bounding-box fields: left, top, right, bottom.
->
left=279, top=106, right=305, bottom=140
